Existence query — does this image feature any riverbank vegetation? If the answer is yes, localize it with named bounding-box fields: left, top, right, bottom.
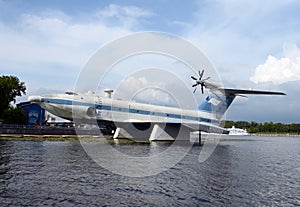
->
left=223, top=120, right=300, bottom=134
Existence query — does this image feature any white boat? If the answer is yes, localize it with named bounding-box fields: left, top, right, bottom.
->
left=227, top=126, right=250, bottom=136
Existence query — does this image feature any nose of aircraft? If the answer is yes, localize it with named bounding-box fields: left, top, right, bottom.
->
left=28, top=96, right=42, bottom=102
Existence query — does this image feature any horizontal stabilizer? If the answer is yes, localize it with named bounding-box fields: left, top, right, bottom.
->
left=222, top=88, right=286, bottom=96
left=199, top=88, right=286, bottom=118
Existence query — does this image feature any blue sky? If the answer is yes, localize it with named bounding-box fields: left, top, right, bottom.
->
left=1, top=0, right=300, bottom=123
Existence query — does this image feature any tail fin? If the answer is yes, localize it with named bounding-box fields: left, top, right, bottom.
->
left=198, top=88, right=285, bottom=119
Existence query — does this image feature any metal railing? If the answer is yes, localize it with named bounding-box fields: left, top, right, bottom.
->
left=0, top=123, right=112, bottom=135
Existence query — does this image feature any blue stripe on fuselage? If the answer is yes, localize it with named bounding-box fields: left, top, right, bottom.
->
left=41, top=98, right=218, bottom=124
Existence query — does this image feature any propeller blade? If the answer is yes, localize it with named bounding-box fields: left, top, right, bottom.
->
left=193, top=87, right=197, bottom=93
left=191, top=69, right=209, bottom=93
left=191, top=76, right=197, bottom=80
left=199, top=70, right=204, bottom=80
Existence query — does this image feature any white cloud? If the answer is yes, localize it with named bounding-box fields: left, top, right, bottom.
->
left=0, top=5, right=154, bottom=94
left=168, top=20, right=192, bottom=28
left=110, top=68, right=197, bottom=108
left=113, top=76, right=171, bottom=105
left=99, top=4, right=153, bottom=18
left=250, top=44, right=300, bottom=84
left=0, top=5, right=154, bottom=67
left=184, top=0, right=300, bottom=84
left=97, top=4, right=154, bottom=28
left=0, top=12, right=132, bottom=68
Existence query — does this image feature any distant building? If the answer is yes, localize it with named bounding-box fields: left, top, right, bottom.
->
left=17, top=102, right=46, bottom=126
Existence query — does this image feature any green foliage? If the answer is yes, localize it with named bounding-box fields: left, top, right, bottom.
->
left=0, top=75, right=26, bottom=116
left=223, top=120, right=300, bottom=134
left=223, top=120, right=235, bottom=128
left=2, top=107, right=27, bottom=124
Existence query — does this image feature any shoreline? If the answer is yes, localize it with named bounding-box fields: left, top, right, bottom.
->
left=1, top=133, right=299, bottom=143
left=253, top=133, right=300, bottom=137
left=0, top=134, right=111, bottom=142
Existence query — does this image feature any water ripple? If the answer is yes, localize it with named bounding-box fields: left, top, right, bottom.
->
left=0, top=137, right=299, bottom=206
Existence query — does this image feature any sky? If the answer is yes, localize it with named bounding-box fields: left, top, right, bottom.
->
left=1, top=0, right=300, bottom=123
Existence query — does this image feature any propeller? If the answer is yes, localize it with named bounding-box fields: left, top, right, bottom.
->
left=191, top=69, right=210, bottom=94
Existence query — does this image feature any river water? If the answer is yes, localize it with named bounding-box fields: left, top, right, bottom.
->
left=0, top=136, right=299, bottom=206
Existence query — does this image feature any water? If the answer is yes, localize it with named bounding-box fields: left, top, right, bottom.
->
left=0, top=136, right=300, bottom=206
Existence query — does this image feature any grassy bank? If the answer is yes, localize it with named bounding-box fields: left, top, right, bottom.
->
left=0, top=134, right=146, bottom=144
left=0, top=134, right=81, bottom=142
left=0, top=134, right=115, bottom=142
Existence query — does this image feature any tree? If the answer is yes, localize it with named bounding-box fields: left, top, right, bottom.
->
left=223, top=120, right=235, bottom=128
left=0, top=75, right=26, bottom=116
left=222, top=120, right=300, bottom=134
left=2, top=107, right=27, bottom=124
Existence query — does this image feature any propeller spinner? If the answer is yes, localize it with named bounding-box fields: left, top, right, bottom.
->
left=191, top=69, right=210, bottom=94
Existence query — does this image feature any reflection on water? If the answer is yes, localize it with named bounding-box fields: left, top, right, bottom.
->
left=0, top=136, right=300, bottom=206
